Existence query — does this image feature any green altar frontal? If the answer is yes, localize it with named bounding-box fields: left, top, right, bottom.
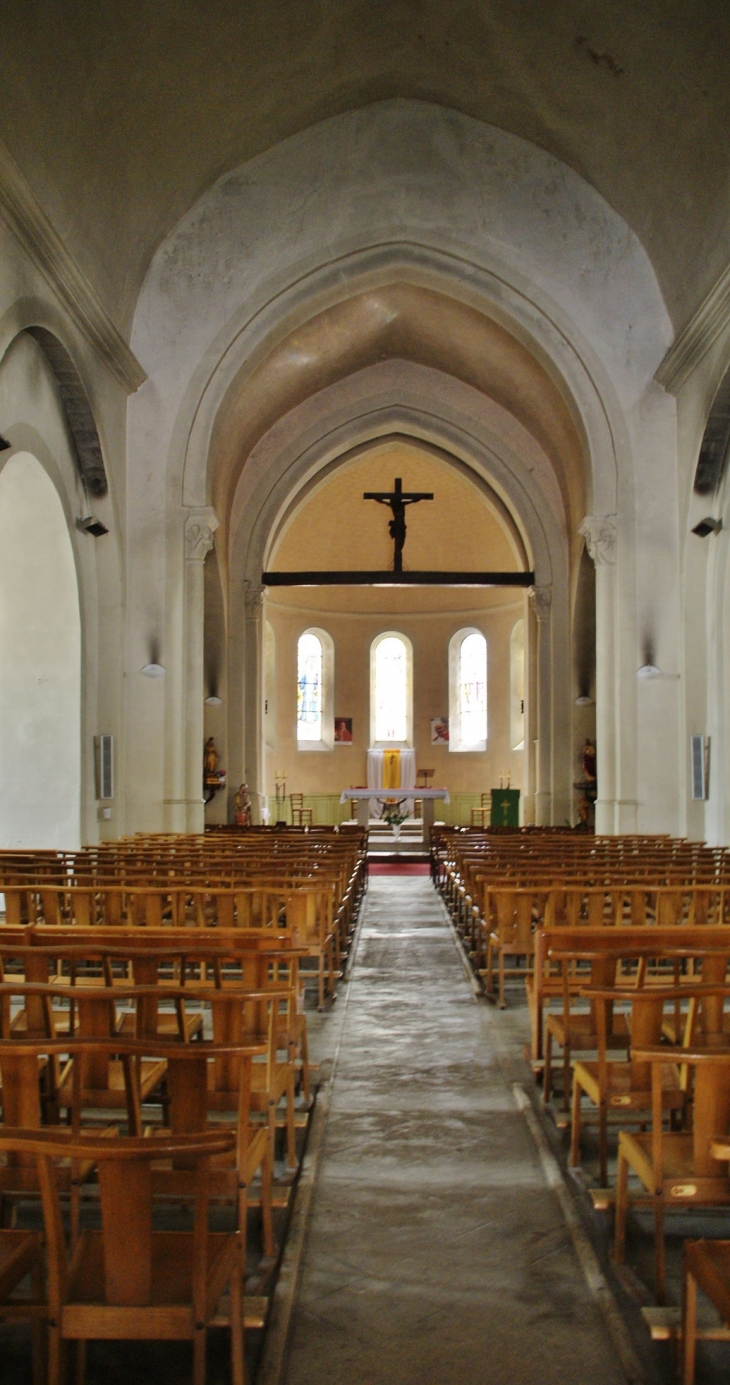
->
left=490, top=788, right=520, bottom=827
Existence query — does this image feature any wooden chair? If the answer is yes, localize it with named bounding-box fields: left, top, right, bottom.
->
left=470, top=793, right=490, bottom=828
left=682, top=1237, right=730, bottom=1384
left=615, top=1045, right=730, bottom=1302
left=570, top=985, right=687, bottom=1188
left=543, top=953, right=630, bottom=1109
left=289, top=794, right=313, bottom=827
left=0, top=1227, right=45, bottom=1385
left=0, top=1125, right=244, bottom=1385
left=52, top=983, right=168, bottom=1121
left=481, top=887, right=541, bottom=1008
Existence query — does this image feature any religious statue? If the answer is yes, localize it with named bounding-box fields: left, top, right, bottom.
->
left=233, top=782, right=251, bottom=827
left=203, top=736, right=225, bottom=803
left=573, top=737, right=597, bottom=830
left=582, top=738, right=597, bottom=787
left=364, top=476, right=434, bottom=572
left=204, top=737, right=219, bottom=778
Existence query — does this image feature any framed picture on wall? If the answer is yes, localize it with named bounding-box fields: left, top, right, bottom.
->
left=334, top=717, right=353, bottom=744
left=430, top=717, right=449, bottom=745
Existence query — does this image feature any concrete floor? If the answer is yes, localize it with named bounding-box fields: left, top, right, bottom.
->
left=282, top=876, right=627, bottom=1385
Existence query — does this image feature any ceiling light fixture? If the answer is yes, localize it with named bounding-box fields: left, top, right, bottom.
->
left=204, top=695, right=222, bottom=706
left=575, top=694, right=594, bottom=706
left=637, top=663, right=662, bottom=679
left=141, top=663, right=165, bottom=678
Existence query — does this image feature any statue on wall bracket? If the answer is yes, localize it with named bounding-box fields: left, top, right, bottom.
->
left=203, top=737, right=226, bottom=805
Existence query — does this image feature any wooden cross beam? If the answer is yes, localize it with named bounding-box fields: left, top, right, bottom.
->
left=261, top=570, right=535, bottom=587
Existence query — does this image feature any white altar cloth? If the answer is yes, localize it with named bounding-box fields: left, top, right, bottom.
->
left=339, top=789, right=450, bottom=803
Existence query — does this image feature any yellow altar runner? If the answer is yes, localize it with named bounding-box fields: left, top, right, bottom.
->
left=382, top=749, right=400, bottom=790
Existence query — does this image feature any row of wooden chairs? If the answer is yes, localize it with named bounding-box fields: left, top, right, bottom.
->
left=0, top=942, right=307, bottom=1382
left=434, top=829, right=730, bottom=1381
left=0, top=830, right=367, bottom=1381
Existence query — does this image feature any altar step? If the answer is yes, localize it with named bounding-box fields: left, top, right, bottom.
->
left=366, top=819, right=430, bottom=860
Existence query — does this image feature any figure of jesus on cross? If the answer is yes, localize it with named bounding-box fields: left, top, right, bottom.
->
left=363, top=476, right=434, bottom=572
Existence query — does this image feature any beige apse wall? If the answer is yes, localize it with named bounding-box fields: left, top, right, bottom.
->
left=257, top=446, right=527, bottom=824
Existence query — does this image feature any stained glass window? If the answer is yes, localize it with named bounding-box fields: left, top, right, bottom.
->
left=297, top=631, right=322, bottom=741
left=459, top=632, right=487, bottom=746
left=374, top=635, right=408, bottom=742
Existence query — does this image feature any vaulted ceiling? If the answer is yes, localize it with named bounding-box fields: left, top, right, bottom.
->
left=1, top=0, right=728, bottom=337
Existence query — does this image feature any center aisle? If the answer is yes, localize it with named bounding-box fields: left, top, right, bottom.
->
left=283, top=876, right=625, bottom=1385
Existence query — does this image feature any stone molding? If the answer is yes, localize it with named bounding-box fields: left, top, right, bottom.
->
left=184, top=507, right=218, bottom=561
left=0, top=138, right=146, bottom=394
left=579, top=514, right=616, bottom=566
left=529, top=586, right=552, bottom=621
left=656, top=262, right=730, bottom=395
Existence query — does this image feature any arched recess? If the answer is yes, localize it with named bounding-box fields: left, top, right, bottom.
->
left=226, top=364, right=568, bottom=824
left=0, top=452, right=81, bottom=847
left=24, top=328, right=109, bottom=497
left=127, top=101, right=676, bottom=832
left=0, top=329, right=119, bottom=845
left=693, top=364, right=730, bottom=498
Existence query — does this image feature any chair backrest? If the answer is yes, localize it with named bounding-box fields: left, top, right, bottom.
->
left=0, top=1126, right=234, bottom=1311
left=693, top=1058, right=730, bottom=1176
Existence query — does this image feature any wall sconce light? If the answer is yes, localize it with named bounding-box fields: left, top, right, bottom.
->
left=141, top=663, right=165, bottom=678
left=575, top=694, right=594, bottom=706
left=204, top=695, right=222, bottom=706
left=637, top=663, right=662, bottom=679
left=76, top=515, right=109, bottom=537
left=692, top=517, right=722, bottom=538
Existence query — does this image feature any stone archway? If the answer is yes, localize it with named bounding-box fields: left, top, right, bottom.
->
left=0, top=452, right=81, bottom=847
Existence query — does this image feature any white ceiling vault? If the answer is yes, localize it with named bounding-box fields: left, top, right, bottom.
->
left=0, top=1, right=727, bottom=337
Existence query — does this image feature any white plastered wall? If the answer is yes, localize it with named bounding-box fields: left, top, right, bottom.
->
left=128, top=100, right=678, bottom=835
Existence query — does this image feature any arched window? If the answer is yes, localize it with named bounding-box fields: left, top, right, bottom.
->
left=370, top=632, right=413, bottom=746
left=449, top=628, right=487, bottom=752
left=510, top=619, right=525, bottom=751
left=296, top=628, right=334, bottom=750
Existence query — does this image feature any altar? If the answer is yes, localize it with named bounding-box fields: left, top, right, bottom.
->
left=340, top=787, right=450, bottom=845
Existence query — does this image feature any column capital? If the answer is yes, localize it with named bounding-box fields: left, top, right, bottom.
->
left=529, top=585, right=552, bottom=621
left=185, top=507, right=219, bottom=562
left=244, top=581, right=266, bottom=615
left=579, top=514, right=616, bottom=566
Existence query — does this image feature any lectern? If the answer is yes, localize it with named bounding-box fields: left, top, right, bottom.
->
left=490, top=787, right=520, bottom=827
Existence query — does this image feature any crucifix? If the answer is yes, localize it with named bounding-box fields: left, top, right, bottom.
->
left=363, top=476, right=434, bottom=572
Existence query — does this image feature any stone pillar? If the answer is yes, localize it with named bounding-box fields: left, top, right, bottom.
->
left=529, top=586, right=552, bottom=825
left=244, top=583, right=266, bottom=824
left=184, top=509, right=218, bottom=833
left=579, top=516, right=617, bottom=835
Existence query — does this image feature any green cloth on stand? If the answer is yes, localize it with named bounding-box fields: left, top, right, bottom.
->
left=490, top=788, right=520, bottom=827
